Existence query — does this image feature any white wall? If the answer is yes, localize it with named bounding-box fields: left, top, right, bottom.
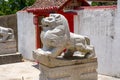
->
left=112, top=0, right=120, bottom=77
left=17, top=11, right=36, bottom=60
left=74, top=8, right=116, bottom=76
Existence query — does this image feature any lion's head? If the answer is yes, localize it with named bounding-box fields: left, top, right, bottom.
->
left=41, top=17, right=56, bottom=27
left=41, top=14, right=70, bottom=39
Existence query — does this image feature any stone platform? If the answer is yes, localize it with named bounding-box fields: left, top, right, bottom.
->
left=0, top=53, right=22, bottom=64
left=0, top=40, right=22, bottom=64
left=0, top=41, right=16, bottom=55
left=33, top=52, right=98, bottom=80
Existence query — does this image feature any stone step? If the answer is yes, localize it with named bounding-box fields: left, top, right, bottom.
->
left=0, top=41, right=17, bottom=55
left=0, top=53, right=23, bottom=65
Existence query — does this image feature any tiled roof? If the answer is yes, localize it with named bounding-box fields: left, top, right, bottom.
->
left=26, top=0, right=90, bottom=14
left=27, top=0, right=70, bottom=13
left=28, top=0, right=68, bottom=9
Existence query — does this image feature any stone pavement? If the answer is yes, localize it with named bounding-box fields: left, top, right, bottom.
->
left=0, top=61, right=119, bottom=80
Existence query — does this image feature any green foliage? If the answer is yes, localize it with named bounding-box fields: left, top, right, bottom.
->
left=92, top=1, right=117, bottom=6
left=0, top=0, right=36, bottom=16
left=0, top=11, right=5, bottom=15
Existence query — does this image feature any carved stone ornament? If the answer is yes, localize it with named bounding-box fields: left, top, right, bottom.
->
left=33, top=13, right=95, bottom=59
left=0, top=26, right=14, bottom=42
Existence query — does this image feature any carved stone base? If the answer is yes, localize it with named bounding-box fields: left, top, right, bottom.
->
left=39, top=61, right=97, bottom=80
left=33, top=51, right=98, bottom=80
left=33, top=50, right=97, bottom=68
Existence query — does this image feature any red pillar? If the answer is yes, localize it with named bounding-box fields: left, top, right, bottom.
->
left=58, top=11, right=77, bottom=32
left=33, top=15, right=41, bottom=49
left=63, top=14, right=74, bottom=32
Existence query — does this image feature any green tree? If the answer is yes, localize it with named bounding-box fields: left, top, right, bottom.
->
left=92, top=1, right=117, bottom=6
left=0, top=0, right=36, bottom=16
left=0, top=0, right=8, bottom=15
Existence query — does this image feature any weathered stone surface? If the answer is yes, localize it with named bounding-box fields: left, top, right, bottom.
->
left=0, top=41, right=16, bottom=55
left=0, top=53, right=22, bottom=64
left=33, top=48, right=98, bottom=80
left=33, top=50, right=97, bottom=80
left=39, top=61, right=97, bottom=80
left=33, top=51, right=97, bottom=68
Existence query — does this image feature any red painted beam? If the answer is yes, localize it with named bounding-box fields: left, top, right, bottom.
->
left=27, top=7, right=58, bottom=15
left=76, top=5, right=117, bottom=10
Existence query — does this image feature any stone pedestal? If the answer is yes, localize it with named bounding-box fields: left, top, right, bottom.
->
left=0, top=40, right=16, bottom=55
left=33, top=52, right=98, bottom=80
left=39, top=61, right=97, bottom=80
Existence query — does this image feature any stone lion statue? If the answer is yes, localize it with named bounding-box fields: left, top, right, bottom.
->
left=35, top=13, right=95, bottom=58
left=0, top=26, right=14, bottom=42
